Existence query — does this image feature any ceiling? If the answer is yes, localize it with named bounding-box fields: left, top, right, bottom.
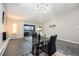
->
left=4, top=3, right=79, bottom=24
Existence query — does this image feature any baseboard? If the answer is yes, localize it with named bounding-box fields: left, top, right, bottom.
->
left=58, top=39, right=79, bottom=45
left=0, top=38, right=10, bottom=56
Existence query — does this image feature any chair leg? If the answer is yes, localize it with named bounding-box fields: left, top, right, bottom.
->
left=32, top=46, right=34, bottom=55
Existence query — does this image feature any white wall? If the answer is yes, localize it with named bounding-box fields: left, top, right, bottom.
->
left=0, top=4, right=3, bottom=43
left=6, top=19, right=24, bottom=38
left=41, top=8, right=79, bottom=44
left=6, top=19, right=39, bottom=39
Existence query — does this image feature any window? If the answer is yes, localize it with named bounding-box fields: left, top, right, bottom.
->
left=13, top=24, right=17, bottom=33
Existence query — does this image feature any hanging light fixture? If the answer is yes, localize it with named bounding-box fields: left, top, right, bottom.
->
left=36, top=3, right=49, bottom=13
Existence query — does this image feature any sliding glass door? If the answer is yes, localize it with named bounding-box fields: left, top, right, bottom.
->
left=24, top=24, right=35, bottom=37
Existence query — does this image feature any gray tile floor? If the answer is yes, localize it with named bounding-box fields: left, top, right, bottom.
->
left=3, top=36, right=66, bottom=56
left=3, top=37, right=32, bottom=56
left=56, top=40, right=79, bottom=56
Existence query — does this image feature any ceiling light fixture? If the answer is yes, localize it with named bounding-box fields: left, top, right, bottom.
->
left=36, top=3, right=49, bottom=13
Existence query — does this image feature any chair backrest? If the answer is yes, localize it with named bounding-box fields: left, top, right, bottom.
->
left=48, top=35, right=57, bottom=54
left=38, top=34, right=41, bottom=42
left=32, top=32, right=37, bottom=39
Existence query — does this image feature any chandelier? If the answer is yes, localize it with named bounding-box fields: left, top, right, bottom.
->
left=36, top=3, right=49, bottom=13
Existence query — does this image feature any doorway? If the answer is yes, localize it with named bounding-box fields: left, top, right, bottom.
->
left=24, top=24, right=35, bottom=37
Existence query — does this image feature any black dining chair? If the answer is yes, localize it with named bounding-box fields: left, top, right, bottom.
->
left=39, top=35, right=57, bottom=56
left=32, top=34, right=43, bottom=56
left=32, top=32, right=37, bottom=39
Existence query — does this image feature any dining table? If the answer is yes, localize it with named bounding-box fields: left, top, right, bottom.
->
left=32, top=37, right=49, bottom=56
